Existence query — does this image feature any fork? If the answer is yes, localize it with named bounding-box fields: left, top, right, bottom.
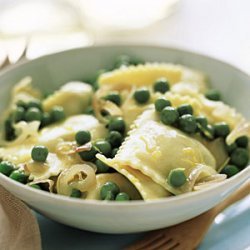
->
left=126, top=181, right=250, bottom=250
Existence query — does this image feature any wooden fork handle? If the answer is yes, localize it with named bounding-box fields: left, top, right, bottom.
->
left=214, top=180, right=250, bottom=215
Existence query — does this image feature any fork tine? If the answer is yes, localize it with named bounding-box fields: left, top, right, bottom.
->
left=166, top=241, right=180, bottom=250
left=17, top=48, right=26, bottom=62
left=125, top=231, right=164, bottom=250
left=149, top=238, right=175, bottom=250
left=169, top=242, right=187, bottom=250
left=15, top=40, right=28, bottom=64
left=0, top=55, right=11, bottom=69
left=144, top=237, right=169, bottom=250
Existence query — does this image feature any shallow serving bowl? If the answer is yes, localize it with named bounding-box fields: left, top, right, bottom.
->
left=0, top=45, right=249, bottom=234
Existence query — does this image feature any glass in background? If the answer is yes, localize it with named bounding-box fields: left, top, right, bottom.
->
left=75, top=0, right=179, bottom=43
left=0, top=0, right=179, bottom=62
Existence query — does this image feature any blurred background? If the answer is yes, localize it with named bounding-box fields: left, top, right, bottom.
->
left=0, top=0, right=250, bottom=72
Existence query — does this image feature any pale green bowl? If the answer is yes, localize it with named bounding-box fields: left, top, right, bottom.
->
left=0, top=45, right=249, bottom=233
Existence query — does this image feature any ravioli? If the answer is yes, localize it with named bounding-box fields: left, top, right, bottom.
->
left=0, top=142, right=34, bottom=165
left=0, top=142, right=82, bottom=181
left=98, top=63, right=207, bottom=92
left=0, top=114, right=106, bottom=155
left=99, top=109, right=219, bottom=196
left=95, top=64, right=208, bottom=128
left=0, top=115, right=107, bottom=181
left=196, top=137, right=228, bottom=170
left=43, top=81, right=93, bottom=116
left=165, top=91, right=244, bottom=129
left=86, top=173, right=142, bottom=200
left=24, top=153, right=81, bottom=181
left=38, top=115, right=107, bottom=151
left=120, top=90, right=148, bottom=128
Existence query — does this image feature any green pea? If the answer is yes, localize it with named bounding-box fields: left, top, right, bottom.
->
left=27, top=99, right=43, bottom=110
left=95, top=159, right=109, bottom=173
left=177, top=104, right=193, bottom=116
left=178, top=114, right=197, bottom=134
left=25, top=107, right=42, bottom=122
left=107, top=131, right=123, bottom=147
left=168, top=168, right=187, bottom=187
left=50, top=106, right=65, bottom=122
left=40, top=112, right=51, bottom=128
left=79, top=147, right=97, bottom=161
left=153, top=78, right=170, bottom=94
left=113, top=55, right=143, bottom=68
left=129, top=58, right=144, bottom=66
left=104, top=191, right=115, bottom=201
left=160, top=106, right=179, bottom=125
left=97, top=69, right=107, bottom=77
left=87, top=69, right=105, bottom=87
left=16, top=100, right=27, bottom=109
left=0, top=161, right=15, bottom=176
left=9, top=170, right=28, bottom=183
left=200, top=124, right=215, bottom=140
left=94, top=140, right=112, bottom=157
left=214, top=122, right=230, bottom=138
left=70, top=188, right=82, bottom=198
left=100, top=109, right=110, bottom=117
left=133, top=88, right=150, bottom=104
left=85, top=106, right=94, bottom=115
left=108, top=117, right=126, bottom=134
left=114, top=55, right=131, bottom=68
left=221, top=165, right=240, bottom=178
left=75, top=130, right=91, bottom=145
left=115, top=192, right=130, bottom=201
left=43, top=90, right=54, bottom=99
left=104, top=91, right=121, bottom=106
left=154, top=98, right=172, bottom=112
left=205, top=89, right=221, bottom=101
left=100, top=181, right=120, bottom=200
left=195, top=116, right=208, bottom=128
left=31, top=145, right=49, bottom=162
left=235, top=136, right=248, bottom=148
left=230, top=148, right=249, bottom=168
left=225, top=142, right=237, bottom=155
left=4, top=118, right=16, bottom=141
left=111, top=148, right=119, bottom=158
left=29, top=184, right=41, bottom=190
left=92, top=81, right=99, bottom=91
left=13, top=107, right=25, bottom=123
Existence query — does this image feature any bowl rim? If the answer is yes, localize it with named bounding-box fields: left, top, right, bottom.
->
left=0, top=166, right=249, bottom=207
left=0, top=44, right=249, bottom=207
left=0, top=44, right=249, bottom=78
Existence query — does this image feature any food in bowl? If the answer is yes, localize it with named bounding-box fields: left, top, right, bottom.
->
left=0, top=55, right=249, bottom=201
